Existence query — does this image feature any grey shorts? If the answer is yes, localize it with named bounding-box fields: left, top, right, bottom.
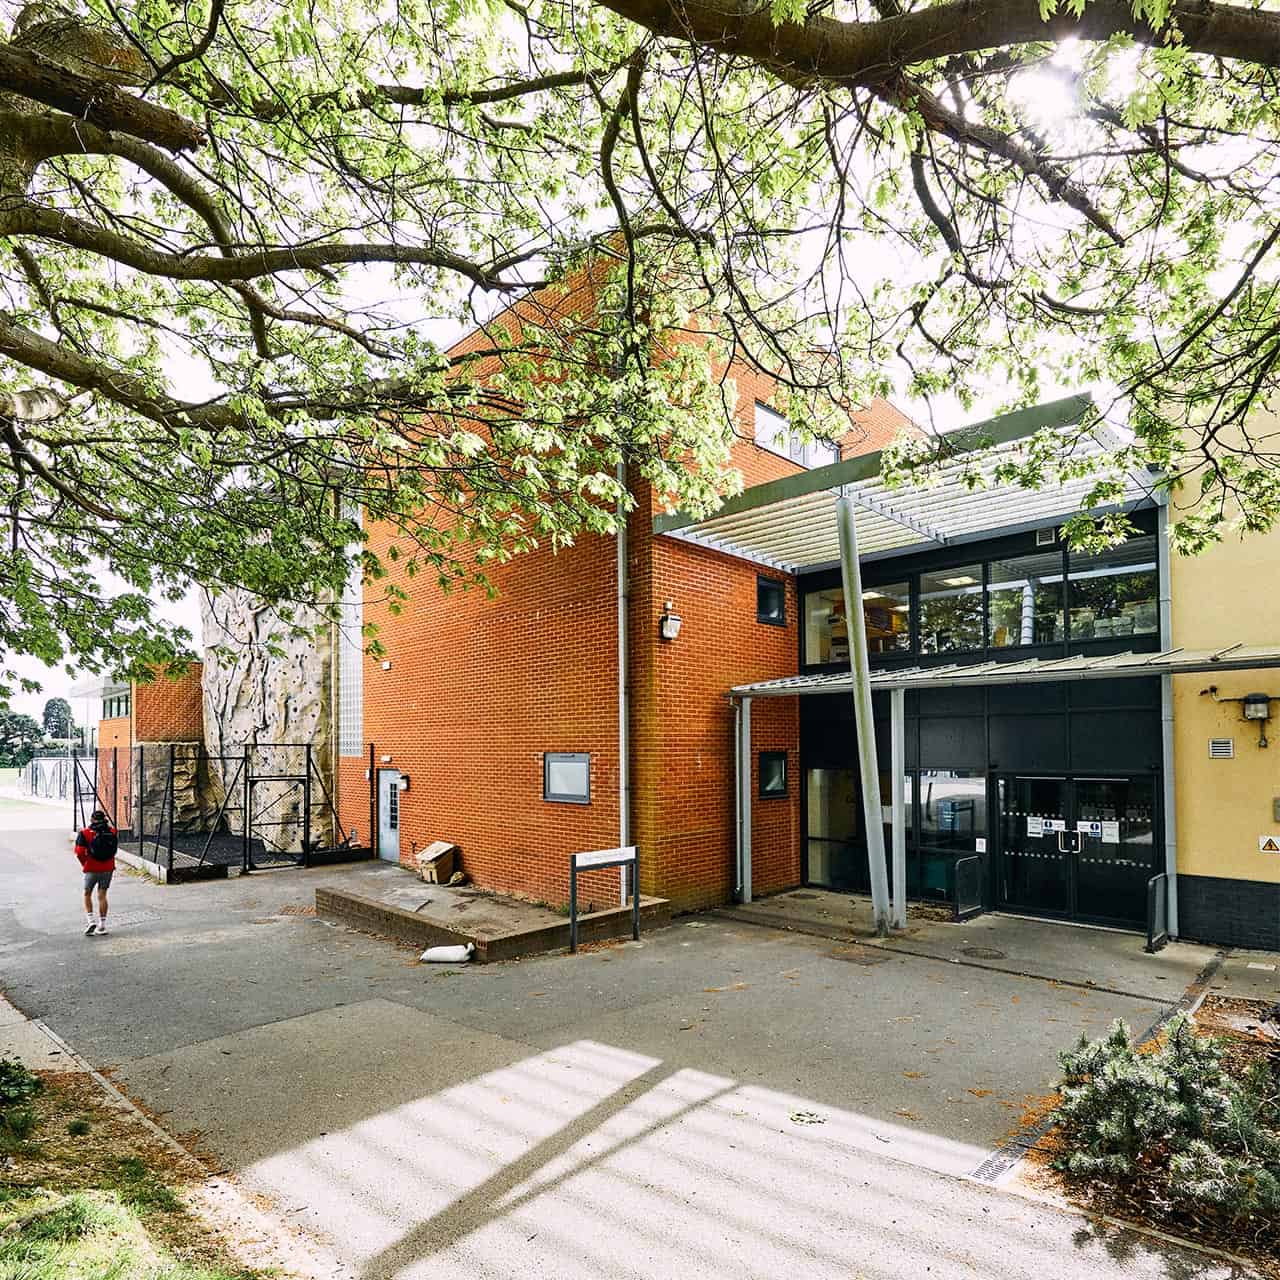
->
left=83, top=870, right=113, bottom=892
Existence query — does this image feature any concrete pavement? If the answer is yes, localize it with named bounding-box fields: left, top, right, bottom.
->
left=0, top=822, right=1267, bottom=1279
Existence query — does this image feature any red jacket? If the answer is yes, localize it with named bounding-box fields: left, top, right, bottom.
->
left=75, top=825, right=117, bottom=874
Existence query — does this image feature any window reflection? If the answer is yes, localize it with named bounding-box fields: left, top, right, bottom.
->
left=803, top=583, right=910, bottom=664
left=1068, top=536, right=1158, bottom=639
left=987, top=552, right=1064, bottom=647
left=919, top=566, right=983, bottom=653
left=919, top=770, right=986, bottom=851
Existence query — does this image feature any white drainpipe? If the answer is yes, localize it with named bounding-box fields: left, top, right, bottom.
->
left=617, top=459, right=630, bottom=905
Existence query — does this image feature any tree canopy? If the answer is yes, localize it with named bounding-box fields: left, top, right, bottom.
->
left=40, top=692, right=68, bottom=736
left=2, top=0, right=1279, bottom=690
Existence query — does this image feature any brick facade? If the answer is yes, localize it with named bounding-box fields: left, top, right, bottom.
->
left=335, top=268, right=915, bottom=910
left=133, top=664, right=204, bottom=743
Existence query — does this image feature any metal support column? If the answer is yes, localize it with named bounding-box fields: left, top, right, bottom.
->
left=836, top=492, right=892, bottom=935
left=242, top=745, right=252, bottom=871
left=303, top=744, right=313, bottom=867
left=1156, top=493, right=1180, bottom=937
left=738, top=697, right=753, bottom=903
left=891, top=686, right=907, bottom=929
left=166, top=743, right=176, bottom=875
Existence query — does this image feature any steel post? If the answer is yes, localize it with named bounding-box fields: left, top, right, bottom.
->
left=166, top=743, right=176, bottom=875
left=303, top=744, right=313, bottom=867
left=569, top=859, right=579, bottom=953
left=835, top=493, right=892, bottom=935
left=891, top=686, right=907, bottom=929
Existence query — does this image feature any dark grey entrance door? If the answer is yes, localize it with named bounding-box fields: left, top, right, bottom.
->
left=995, top=774, right=1156, bottom=929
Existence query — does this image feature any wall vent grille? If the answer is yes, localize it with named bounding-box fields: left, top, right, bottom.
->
left=1209, top=738, right=1235, bottom=760
left=1035, top=527, right=1056, bottom=547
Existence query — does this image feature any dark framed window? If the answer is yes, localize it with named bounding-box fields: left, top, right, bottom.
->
left=919, top=565, right=984, bottom=654
left=987, top=552, right=1064, bottom=648
left=757, top=576, right=786, bottom=627
left=861, top=581, right=912, bottom=655
left=1068, top=536, right=1159, bottom=640
left=759, top=750, right=788, bottom=797
left=103, top=693, right=131, bottom=719
left=544, top=752, right=590, bottom=804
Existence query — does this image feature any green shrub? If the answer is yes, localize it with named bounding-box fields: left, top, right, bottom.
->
left=67, top=1118, right=91, bottom=1137
left=1054, top=1014, right=1280, bottom=1219
left=0, top=1106, right=38, bottom=1140
left=0, top=1057, right=42, bottom=1106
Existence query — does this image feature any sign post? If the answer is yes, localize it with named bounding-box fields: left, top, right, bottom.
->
left=569, top=846, right=639, bottom=953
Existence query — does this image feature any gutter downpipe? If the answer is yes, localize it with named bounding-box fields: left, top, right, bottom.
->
left=836, top=492, right=892, bottom=935
left=617, top=460, right=630, bottom=906
left=1156, top=491, right=1180, bottom=937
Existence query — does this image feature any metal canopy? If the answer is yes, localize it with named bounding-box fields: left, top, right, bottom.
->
left=729, top=644, right=1280, bottom=699
left=656, top=393, right=1156, bottom=572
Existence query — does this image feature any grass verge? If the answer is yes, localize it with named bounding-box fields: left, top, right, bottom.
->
left=0, top=1058, right=270, bottom=1280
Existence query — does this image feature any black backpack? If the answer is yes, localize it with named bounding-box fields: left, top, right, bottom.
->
left=89, top=827, right=117, bottom=860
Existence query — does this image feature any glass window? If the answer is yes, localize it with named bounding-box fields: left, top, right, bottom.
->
left=544, top=752, right=590, bottom=804
left=754, top=402, right=839, bottom=470
left=759, top=751, right=787, bottom=797
left=987, top=552, right=1064, bottom=648
left=1068, top=536, right=1159, bottom=640
left=861, top=582, right=911, bottom=655
left=757, top=576, right=786, bottom=627
left=919, top=566, right=983, bottom=653
left=804, top=584, right=911, bottom=664
left=918, top=770, right=987, bottom=852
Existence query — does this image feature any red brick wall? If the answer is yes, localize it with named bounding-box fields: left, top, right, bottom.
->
left=97, top=716, right=130, bottom=749
left=339, top=528, right=624, bottom=907
left=133, top=664, right=204, bottom=742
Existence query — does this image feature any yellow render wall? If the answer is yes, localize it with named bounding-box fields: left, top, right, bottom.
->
left=1170, top=512, right=1280, bottom=884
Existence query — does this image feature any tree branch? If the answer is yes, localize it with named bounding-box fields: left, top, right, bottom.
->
left=0, top=41, right=204, bottom=151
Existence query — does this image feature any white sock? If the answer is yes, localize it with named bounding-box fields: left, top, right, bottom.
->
left=85, top=913, right=96, bottom=925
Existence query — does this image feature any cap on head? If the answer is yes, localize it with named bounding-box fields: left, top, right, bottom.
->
left=91, top=809, right=108, bottom=824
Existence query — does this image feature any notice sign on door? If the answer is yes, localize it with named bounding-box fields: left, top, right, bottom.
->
left=1260, top=835, right=1280, bottom=854
left=1102, top=821, right=1121, bottom=843
left=1075, top=820, right=1104, bottom=838
left=1026, top=816, right=1044, bottom=837
left=1041, top=818, right=1066, bottom=833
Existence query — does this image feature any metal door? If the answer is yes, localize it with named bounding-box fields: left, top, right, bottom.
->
left=996, top=775, right=1072, bottom=917
left=377, top=769, right=400, bottom=862
left=996, top=774, right=1156, bottom=929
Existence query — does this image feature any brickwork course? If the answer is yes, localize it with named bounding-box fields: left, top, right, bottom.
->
left=338, top=264, right=917, bottom=911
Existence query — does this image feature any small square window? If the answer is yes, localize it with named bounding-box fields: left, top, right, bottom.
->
left=757, top=576, right=786, bottom=627
left=759, top=750, right=787, bottom=798
left=544, top=752, right=590, bottom=804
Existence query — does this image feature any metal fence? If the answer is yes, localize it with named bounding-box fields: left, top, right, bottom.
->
left=20, top=754, right=73, bottom=801
left=73, top=742, right=358, bottom=879
left=1146, top=872, right=1171, bottom=952
left=953, top=855, right=985, bottom=921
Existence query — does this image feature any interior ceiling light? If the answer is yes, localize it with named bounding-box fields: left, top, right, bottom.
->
left=940, top=575, right=978, bottom=587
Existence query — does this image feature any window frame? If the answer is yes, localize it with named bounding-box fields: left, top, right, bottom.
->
left=758, top=750, right=788, bottom=798
left=756, top=575, right=787, bottom=627
left=543, top=752, right=591, bottom=805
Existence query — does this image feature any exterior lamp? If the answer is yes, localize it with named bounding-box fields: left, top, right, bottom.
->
left=659, top=600, right=682, bottom=641
left=1202, top=685, right=1274, bottom=749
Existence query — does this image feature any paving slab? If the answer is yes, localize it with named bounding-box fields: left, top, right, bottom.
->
left=1207, top=949, right=1280, bottom=1003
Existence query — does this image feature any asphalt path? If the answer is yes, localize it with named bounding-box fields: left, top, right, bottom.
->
left=0, top=822, right=1262, bottom=1279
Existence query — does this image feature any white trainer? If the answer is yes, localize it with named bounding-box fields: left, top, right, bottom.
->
left=84, top=918, right=97, bottom=936
left=95, top=922, right=109, bottom=936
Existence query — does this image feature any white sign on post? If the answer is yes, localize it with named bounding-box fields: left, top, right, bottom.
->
left=573, top=845, right=637, bottom=869
left=1026, top=816, right=1044, bottom=838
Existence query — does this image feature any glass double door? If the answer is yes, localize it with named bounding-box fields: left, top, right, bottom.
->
left=995, top=775, right=1157, bottom=928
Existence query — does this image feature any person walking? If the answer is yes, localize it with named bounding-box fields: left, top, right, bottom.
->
left=75, top=809, right=118, bottom=936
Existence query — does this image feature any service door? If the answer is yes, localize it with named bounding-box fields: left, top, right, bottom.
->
left=377, top=769, right=401, bottom=863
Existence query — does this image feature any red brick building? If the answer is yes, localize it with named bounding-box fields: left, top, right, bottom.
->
left=334, top=289, right=914, bottom=910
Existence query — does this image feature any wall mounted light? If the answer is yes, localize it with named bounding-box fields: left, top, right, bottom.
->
left=1202, top=686, right=1274, bottom=748
left=659, top=599, right=682, bottom=641
left=397, top=774, right=410, bottom=792
left=381, top=659, right=392, bottom=671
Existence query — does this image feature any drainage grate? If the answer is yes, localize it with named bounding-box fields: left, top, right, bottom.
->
left=827, top=947, right=890, bottom=966
left=278, top=904, right=316, bottom=917
left=790, top=892, right=820, bottom=900
left=961, top=946, right=1007, bottom=960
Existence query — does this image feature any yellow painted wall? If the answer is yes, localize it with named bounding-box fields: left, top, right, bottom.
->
left=1170, top=477, right=1280, bottom=884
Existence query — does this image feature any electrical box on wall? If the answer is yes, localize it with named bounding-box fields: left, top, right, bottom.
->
left=1272, top=797, right=1280, bottom=824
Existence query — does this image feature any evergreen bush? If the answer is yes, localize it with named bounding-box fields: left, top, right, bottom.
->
left=1054, top=1014, right=1280, bottom=1220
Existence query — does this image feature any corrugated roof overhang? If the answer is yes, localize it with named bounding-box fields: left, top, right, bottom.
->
left=729, top=645, right=1280, bottom=698
left=655, top=393, right=1156, bottom=572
